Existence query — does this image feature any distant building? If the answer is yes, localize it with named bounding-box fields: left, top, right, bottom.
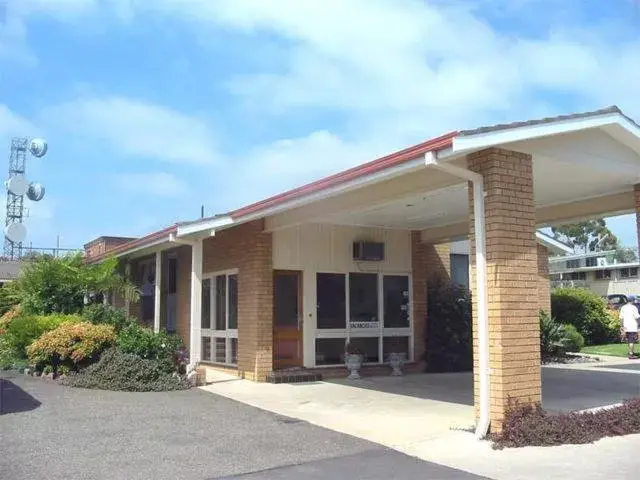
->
left=0, top=260, right=22, bottom=287
left=549, top=249, right=640, bottom=296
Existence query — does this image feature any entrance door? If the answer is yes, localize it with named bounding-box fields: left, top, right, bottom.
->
left=273, top=270, right=303, bottom=369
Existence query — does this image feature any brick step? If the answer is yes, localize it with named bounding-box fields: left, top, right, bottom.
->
left=267, top=368, right=323, bottom=384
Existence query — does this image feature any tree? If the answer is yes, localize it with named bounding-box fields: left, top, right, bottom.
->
left=551, top=219, right=619, bottom=253
left=616, top=246, right=638, bottom=263
left=12, top=253, right=139, bottom=315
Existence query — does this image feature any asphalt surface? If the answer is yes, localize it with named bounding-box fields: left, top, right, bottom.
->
left=0, top=373, right=487, bottom=480
left=542, top=367, right=640, bottom=412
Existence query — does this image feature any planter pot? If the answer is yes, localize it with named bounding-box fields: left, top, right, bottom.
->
left=388, top=352, right=407, bottom=376
left=345, top=353, right=363, bottom=380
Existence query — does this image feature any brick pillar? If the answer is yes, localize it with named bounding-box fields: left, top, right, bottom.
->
left=468, top=147, right=541, bottom=432
left=176, top=245, right=192, bottom=347
left=238, top=225, right=273, bottom=381
left=537, top=245, right=551, bottom=316
left=411, top=231, right=427, bottom=366
left=425, top=243, right=451, bottom=282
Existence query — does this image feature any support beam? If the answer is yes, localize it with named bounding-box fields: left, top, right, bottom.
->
left=189, top=239, right=203, bottom=366
left=154, top=252, right=162, bottom=333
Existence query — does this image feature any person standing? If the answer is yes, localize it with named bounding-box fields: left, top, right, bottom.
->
left=619, top=295, right=640, bottom=359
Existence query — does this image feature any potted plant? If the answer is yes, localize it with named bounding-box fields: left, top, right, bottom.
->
left=344, top=340, right=363, bottom=380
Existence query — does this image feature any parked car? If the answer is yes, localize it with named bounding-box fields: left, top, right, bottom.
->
left=606, top=294, right=628, bottom=310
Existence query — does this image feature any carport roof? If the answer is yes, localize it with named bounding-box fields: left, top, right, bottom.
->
left=91, top=105, right=639, bottom=260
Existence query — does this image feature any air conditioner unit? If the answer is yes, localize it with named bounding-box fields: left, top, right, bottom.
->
left=353, top=241, right=385, bottom=261
left=597, top=257, right=607, bottom=267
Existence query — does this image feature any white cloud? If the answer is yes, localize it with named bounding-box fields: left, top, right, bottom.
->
left=113, top=171, right=188, bottom=198
left=41, top=96, right=219, bottom=165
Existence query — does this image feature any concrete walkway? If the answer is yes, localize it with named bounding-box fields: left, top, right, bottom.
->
left=201, top=364, right=640, bottom=480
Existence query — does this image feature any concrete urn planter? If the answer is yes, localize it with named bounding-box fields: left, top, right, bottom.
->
left=388, top=352, right=407, bottom=376
left=345, top=353, right=363, bottom=380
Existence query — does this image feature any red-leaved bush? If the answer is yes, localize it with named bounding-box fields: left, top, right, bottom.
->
left=492, top=397, right=640, bottom=449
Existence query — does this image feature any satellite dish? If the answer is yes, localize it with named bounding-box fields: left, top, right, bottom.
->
left=29, top=138, right=48, bottom=158
left=4, top=223, right=26, bottom=243
left=26, top=182, right=45, bottom=201
left=5, top=175, right=27, bottom=196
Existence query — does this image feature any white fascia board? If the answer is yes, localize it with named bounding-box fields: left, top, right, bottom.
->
left=450, top=113, right=625, bottom=155
left=176, top=216, right=234, bottom=237
left=535, top=232, right=574, bottom=255
left=176, top=157, right=427, bottom=237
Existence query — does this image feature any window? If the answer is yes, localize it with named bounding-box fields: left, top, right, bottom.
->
left=314, top=272, right=412, bottom=367
left=565, top=272, right=586, bottom=281
left=200, top=270, right=238, bottom=365
left=619, top=268, right=638, bottom=279
left=317, top=273, right=346, bottom=329
left=585, top=257, right=597, bottom=267
left=349, top=273, right=378, bottom=327
left=595, top=270, right=611, bottom=280
left=566, top=259, right=581, bottom=269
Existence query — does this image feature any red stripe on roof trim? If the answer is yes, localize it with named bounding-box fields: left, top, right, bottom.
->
left=230, top=131, right=457, bottom=218
left=87, top=224, right=178, bottom=263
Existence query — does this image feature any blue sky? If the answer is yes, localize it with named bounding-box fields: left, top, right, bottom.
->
left=1, top=0, right=640, bottom=250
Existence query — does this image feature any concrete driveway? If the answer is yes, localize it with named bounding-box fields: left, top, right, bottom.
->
left=0, top=372, right=486, bottom=480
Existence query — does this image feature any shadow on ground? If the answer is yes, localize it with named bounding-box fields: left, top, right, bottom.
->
left=0, top=374, right=42, bottom=415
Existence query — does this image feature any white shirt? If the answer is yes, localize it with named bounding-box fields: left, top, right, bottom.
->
left=619, top=303, right=640, bottom=332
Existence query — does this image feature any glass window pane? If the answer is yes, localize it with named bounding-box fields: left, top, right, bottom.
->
left=316, top=273, right=346, bottom=329
left=215, top=338, right=226, bottom=363
left=215, top=275, right=227, bottom=330
left=349, top=337, right=379, bottom=363
left=201, top=336, right=212, bottom=362
left=349, top=273, right=378, bottom=326
left=274, top=272, right=299, bottom=327
left=383, top=275, right=410, bottom=328
left=228, top=274, right=238, bottom=329
left=315, top=338, right=347, bottom=365
left=230, top=338, right=238, bottom=365
left=201, top=279, right=211, bottom=329
left=383, top=336, right=410, bottom=362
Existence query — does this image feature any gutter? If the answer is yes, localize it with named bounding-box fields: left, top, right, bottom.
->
left=424, top=151, right=491, bottom=439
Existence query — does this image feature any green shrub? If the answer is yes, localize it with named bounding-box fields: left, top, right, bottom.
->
left=562, top=324, right=585, bottom=352
left=60, top=347, right=190, bottom=392
left=551, top=288, right=618, bottom=345
left=540, top=311, right=567, bottom=360
left=117, top=323, right=184, bottom=368
left=26, top=321, right=116, bottom=373
left=425, top=277, right=473, bottom=373
left=82, top=304, right=134, bottom=333
left=4, top=313, right=83, bottom=357
left=0, top=336, right=20, bottom=370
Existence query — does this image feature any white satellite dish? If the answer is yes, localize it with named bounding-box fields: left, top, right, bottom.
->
left=4, top=223, right=26, bottom=243
left=29, top=138, right=48, bottom=158
left=5, top=175, right=27, bottom=196
left=26, top=182, right=45, bottom=201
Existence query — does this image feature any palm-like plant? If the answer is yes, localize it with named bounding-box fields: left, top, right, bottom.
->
left=540, top=310, right=569, bottom=360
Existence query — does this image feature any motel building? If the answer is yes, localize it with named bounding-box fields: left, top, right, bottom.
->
left=85, top=106, right=640, bottom=434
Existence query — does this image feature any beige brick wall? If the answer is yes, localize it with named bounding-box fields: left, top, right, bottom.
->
left=537, top=244, right=551, bottom=315
left=411, top=231, right=427, bottom=366
left=635, top=184, right=640, bottom=253
left=468, top=147, right=541, bottom=432
left=425, top=243, right=451, bottom=282
left=203, top=220, right=273, bottom=381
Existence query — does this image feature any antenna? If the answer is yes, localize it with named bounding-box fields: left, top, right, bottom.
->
left=4, top=137, right=48, bottom=259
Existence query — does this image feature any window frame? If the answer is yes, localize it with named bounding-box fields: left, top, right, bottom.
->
left=314, top=271, right=413, bottom=367
left=200, top=268, right=239, bottom=366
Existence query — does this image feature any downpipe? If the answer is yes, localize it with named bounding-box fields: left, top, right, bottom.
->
left=424, top=152, right=491, bottom=439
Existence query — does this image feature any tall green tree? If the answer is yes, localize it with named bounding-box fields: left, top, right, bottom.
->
left=551, top=219, right=619, bottom=253
left=12, top=253, right=138, bottom=315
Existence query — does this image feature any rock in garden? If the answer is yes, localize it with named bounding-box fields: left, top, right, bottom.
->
left=187, top=370, right=198, bottom=387
left=23, top=368, right=31, bottom=376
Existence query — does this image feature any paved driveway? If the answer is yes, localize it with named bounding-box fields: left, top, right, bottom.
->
left=0, top=373, right=486, bottom=480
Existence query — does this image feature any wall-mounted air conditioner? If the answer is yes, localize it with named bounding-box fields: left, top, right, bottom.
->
left=353, top=241, right=385, bottom=261
left=597, top=257, right=607, bottom=267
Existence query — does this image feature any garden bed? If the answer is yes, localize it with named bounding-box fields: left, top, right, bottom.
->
left=491, top=398, right=640, bottom=449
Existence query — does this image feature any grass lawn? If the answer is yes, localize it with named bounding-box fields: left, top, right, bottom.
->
left=581, top=343, right=630, bottom=357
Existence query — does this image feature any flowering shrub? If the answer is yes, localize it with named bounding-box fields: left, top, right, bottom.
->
left=27, top=321, right=116, bottom=372
left=0, top=305, right=22, bottom=335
